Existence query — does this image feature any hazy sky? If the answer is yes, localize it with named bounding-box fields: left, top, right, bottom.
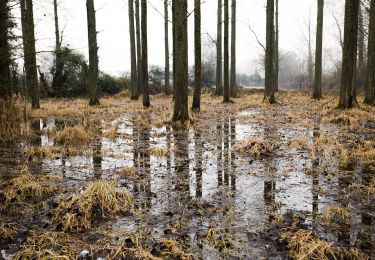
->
left=28, top=0, right=345, bottom=76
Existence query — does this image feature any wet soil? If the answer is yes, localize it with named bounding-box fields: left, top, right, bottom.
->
left=0, top=91, right=374, bottom=259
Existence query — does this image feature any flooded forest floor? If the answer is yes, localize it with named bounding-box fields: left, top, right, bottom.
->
left=0, top=90, right=375, bottom=259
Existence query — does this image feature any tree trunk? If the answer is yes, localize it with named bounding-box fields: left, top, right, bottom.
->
left=216, top=0, right=223, bottom=96
left=192, top=0, right=201, bottom=110
left=141, top=0, right=150, bottom=107
left=265, top=0, right=275, bottom=103
left=357, top=6, right=366, bottom=92
left=135, top=0, right=143, bottom=95
left=313, top=0, right=324, bottom=100
left=86, top=0, right=99, bottom=106
left=172, top=0, right=189, bottom=121
left=164, top=0, right=170, bottom=95
left=223, top=0, right=229, bottom=103
left=338, top=0, right=360, bottom=109
left=129, top=0, right=138, bottom=100
left=364, top=0, right=375, bottom=105
left=230, top=0, right=236, bottom=98
left=52, top=0, right=63, bottom=95
left=172, top=0, right=176, bottom=98
left=273, top=0, right=279, bottom=92
left=0, top=0, right=11, bottom=98
left=307, top=18, right=313, bottom=85
left=20, top=0, right=40, bottom=109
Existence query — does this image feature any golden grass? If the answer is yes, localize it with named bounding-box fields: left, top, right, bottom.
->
left=52, top=181, right=133, bottom=232
left=147, top=147, right=170, bottom=158
left=104, top=123, right=119, bottom=139
left=118, top=166, right=139, bottom=180
left=55, top=125, right=90, bottom=145
left=283, top=229, right=368, bottom=260
left=0, top=99, right=24, bottom=142
left=289, top=136, right=309, bottom=149
left=0, top=223, right=19, bottom=240
left=159, top=239, right=195, bottom=260
left=320, top=205, right=351, bottom=225
left=234, top=138, right=274, bottom=158
left=0, top=174, right=52, bottom=209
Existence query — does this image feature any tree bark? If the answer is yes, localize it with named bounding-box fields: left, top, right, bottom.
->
left=172, top=0, right=189, bottom=121
left=313, top=0, right=324, bottom=100
left=20, top=0, right=40, bottom=109
left=164, top=0, right=170, bottom=95
left=364, top=0, right=375, bottom=105
left=129, top=0, right=138, bottom=100
left=265, top=0, right=275, bottom=103
left=273, top=0, right=279, bottom=92
left=338, top=0, right=360, bottom=109
left=52, top=0, right=63, bottom=95
left=216, top=0, right=223, bottom=96
left=141, top=0, right=150, bottom=107
left=172, top=0, right=176, bottom=98
left=0, top=0, right=11, bottom=98
left=135, top=0, right=143, bottom=95
left=357, top=6, right=366, bottom=92
left=192, top=0, right=202, bottom=110
left=230, top=0, right=236, bottom=98
left=223, top=0, right=229, bottom=103
left=86, top=0, right=100, bottom=106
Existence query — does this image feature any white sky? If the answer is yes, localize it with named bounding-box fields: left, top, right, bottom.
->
left=28, top=0, right=345, bottom=76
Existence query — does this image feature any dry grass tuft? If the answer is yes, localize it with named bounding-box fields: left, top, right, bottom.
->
left=205, top=227, right=234, bottom=253
left=0, top=174, right=52, bottom=209
left=104, top=124, right=119, bottom=139
left=283, top=229, right=368, bottom=260
left=320, top=205, right=351, bottom=225
left=234, top=138, right=274, bottom=158
left=0, top=99, right=24, bottom=142
left=0, top=223, right=19, bottom=241
left=159, top=239, right=195, bottom=260
left=147, top=147, right=170, bottom=158
left=52, top=181, right=133, bottom=232
left=289, top=136, right=309, bottom=149
left=55, top=125, right=90, bottom=145
left=118, top=167, right=139, bottom=180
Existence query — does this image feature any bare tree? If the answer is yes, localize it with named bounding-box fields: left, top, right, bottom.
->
left=141, top=0, right=150, bottom=107
left=192, top=0, right=202, bottom=110
left=364, top=0, right=374, bottom=105
left=21, top=0, right=40, bottom=108
left=164, top=0, right=170, bottom=95
left=129, top=0, right=138, bottom=100
left=273, top=0, right=279, bottom=92
left=52, top=0, right=63, bottom=94
left=223, top=0, right=229, bottom=102
left=265, top=0, right=276, bottom=103
left=0, top=0, right=11, bottom=98
left=338, top=0, right=360, bottom=109
left=135, top=0, right=143, bottom=95
left=230, top=0, right=236, bottom=98
left=357, top=5, right=366, bottom=92
left=216, top=0, right=223, bottom=95
left=313, top=0, right=324, bottom=100
left=172, top=0, right=189, bottom=121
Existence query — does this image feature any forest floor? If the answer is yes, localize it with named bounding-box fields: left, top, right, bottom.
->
left=0, top=90, right=374, bottom=259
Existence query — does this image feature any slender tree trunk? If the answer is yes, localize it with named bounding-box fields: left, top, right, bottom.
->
left=52, top=0, right=63, bottom=95
left=338, top=0, right=360, bottom=109
left=0, top=0, right=11, bottom=98
left=86, top=0, right=99, bottom=106
left=172, top=0, right=176, bottom=98
left=364, top=0, right=375, bottom=105
left=307, top=18, right=314, bottom=85
left=273, top=0, right=279, bottom=92
left=172, top=0, right=189, bottom=121
left=192, top=0, right=201, bottom=110
left=216, top=0, right=223, bottom=95
left=230, top=0, right=236, bottom=98
left=20, top=0, right=40, bottom=109
left=265, top=0, right=275, bottom=103
left=223, top=0, right=229, bottom=103
left=129, top=0, right=138, bottom=100
left=164, top=0, right=170, bottom=95
left=357, top=6, right=366, bottom=92
left=135, top=0, right=143, bottom=95
left=141, top=0, right=150, bottom=107
left=313, top=0, right=324, bottom=100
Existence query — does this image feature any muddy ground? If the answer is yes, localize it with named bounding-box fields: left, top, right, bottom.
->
left=0, top=90, right=374, bottom=259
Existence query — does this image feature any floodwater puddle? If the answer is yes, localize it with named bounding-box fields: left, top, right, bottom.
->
left=1, top=104, right=374, bottom=259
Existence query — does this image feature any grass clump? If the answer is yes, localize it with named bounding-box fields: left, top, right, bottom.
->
left=234, top=138, right=274, bottom=158
left=0, top=223, right=19, bottom=241
left=320, top=205, right=351, bottom=225
left=55, top=125, right=90, bottom=145
left=0, top=174, right=52, bottom=209
left=205, top=227, right=234, bottom=253
left=118, top=166, right=139, bottom=180
left=283, top=229, right=368, bottom=260
left=147, top=147, right=170, bottom=158
left=159, top=239, right=195, bottom=260
left=52, top=181, right=133, bottom=232
left=0, top=99, right=24, bottom=142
